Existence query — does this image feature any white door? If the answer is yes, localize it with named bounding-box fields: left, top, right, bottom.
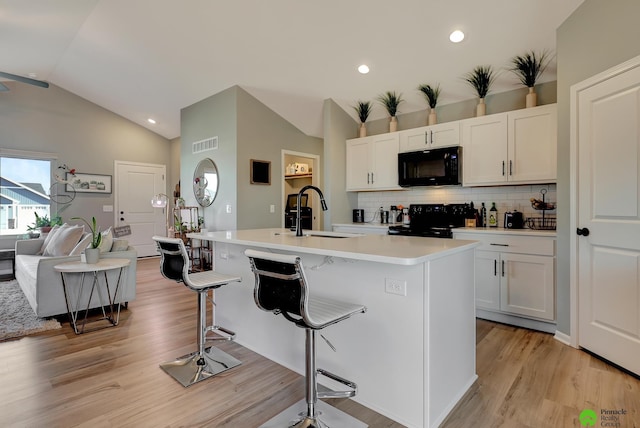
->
left=573, top=56, right=640, bottom=376
left=114, top=161, right=166, bottom=257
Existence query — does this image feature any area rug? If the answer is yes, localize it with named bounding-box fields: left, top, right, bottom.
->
left=0, top=280, right=61, bottom=341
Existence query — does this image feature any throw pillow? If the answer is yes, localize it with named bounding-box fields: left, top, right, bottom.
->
left=42, top=224, right=84, bottom=257
left=98, top=227, right=113, bottom=253
left=69, top=233, right=93, bottom=256
left=111, top=239, right=129, bottom=252
left=37, top=224, right=61, bottom=255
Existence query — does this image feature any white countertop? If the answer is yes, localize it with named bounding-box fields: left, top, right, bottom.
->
left=453, top=227, right=557, bottom=237
left=188, top=228, right=479, bottom=266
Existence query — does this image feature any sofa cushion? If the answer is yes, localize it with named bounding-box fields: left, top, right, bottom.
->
left=38, top=224, right=60, bottom=255
left=111, top=239, right=129, bottom=252
left=42, top=224, right=84, bottom=257
left=14, top=254, right=40, bottom=286
left=69, top=233, right=93, bottom=256
left=99, top=227, right=113, bottom=253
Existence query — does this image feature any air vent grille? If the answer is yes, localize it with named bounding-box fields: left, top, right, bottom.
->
left=192, top=136, right=218, bottom=154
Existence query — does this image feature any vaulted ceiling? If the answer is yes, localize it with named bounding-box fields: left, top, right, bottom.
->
left=1, top=0, right=584, bottom=140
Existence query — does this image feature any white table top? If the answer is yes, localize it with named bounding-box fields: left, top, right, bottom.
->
left=54, top=258, right=131, bottom=273
left=187, top=228, right=479, bottom=266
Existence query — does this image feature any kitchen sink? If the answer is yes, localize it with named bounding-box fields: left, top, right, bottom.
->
left=273, top=231, right=360, bottom=239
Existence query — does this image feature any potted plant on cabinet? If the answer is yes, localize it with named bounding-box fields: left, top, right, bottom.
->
left=353, top=100, right=373, bottom=137
left=418, top=84, right=441, bottom=125
left=509, top=50, right=551, bottom=108
left=463, top=65, right=496, bottom=116
left=377, top=91, right=404, bottom=132
left=29, top=212, right=63, bottom=234
left=72, top=216, right=102, bottom=263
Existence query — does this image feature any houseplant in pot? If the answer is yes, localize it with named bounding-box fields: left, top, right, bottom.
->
left=509, top=50, right=551, bottom=108
left=377, top=91, right=404, bottom=132
left=463, top=65, right=496, bottom=116
left=418, top=83, right=441, bottom=125
left=29, top=212, right=63, bottom=234
left=72, top=216, right=102, bottom=263
left=353, top=100, right=373, bottom=137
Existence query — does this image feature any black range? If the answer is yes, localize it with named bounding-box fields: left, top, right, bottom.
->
left=388, top=203, right=468, bottom=238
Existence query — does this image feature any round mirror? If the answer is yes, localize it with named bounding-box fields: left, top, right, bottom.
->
left=193, top=158, right=219, bottom=207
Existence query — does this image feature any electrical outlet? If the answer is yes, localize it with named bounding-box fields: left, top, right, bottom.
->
left=270, top=204, right=275, bottom=213
left=226, top=204, right=232, bottom=214
left=385, top=278, right=407, bottom=296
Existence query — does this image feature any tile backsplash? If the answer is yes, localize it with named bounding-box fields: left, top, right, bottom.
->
left=357, top=184, right=557, bottom=224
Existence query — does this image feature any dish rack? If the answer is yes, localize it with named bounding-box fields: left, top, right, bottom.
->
left=527, top=189, right=556, bottom=230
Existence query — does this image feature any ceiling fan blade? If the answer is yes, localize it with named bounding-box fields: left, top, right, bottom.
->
left=0, top=82, right=9, bottom=92
left=0, top=71, right=49, bottom=88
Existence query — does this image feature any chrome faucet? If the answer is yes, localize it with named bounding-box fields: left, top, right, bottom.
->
left=296, top=185, right=328, bottom=236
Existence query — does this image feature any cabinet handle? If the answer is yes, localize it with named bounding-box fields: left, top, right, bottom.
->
left=502, top=161, right=505, bottom=176
left=494, top=259, right=497, bottom=276
left=509, top=160, right=513, bottom=176
left=367, top=172, right=370, bottom=184
left=490, top=243, right=509, bottom=247
left=430, top=130, right=433, bottom=145
left=424, top=131, right=428, bottom=145
left=502, top=260, right=505, bottom=277
left=371, top=172, right=374, bottom=184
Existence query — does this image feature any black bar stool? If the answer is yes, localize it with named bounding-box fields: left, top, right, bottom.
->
left=245, top=249, right=367, bottom=428
left=153, top=236, right=241, bottom=387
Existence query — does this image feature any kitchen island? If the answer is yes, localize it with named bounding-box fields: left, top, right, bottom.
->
left=188, top=228, right=479, bottom=428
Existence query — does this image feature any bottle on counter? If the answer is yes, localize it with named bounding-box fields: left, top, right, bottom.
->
left=465, top=202, right=477, bottom=228
left=402, top=207, right=410, bottom=225
left=489, top=202, right=498, bottom=228
left=480, top=202, right=487, bottom=227
left=390, top=205, right=398, bottom=225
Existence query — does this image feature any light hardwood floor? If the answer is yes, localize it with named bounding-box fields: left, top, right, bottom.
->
left=1, top=258, right=638, bottom=427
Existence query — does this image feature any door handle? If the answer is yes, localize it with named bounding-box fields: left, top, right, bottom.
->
left=494, top=259, right=497, bottom=276
left=501, top=260, right=505, bottom=277
left=577, top=227, right=590, bottom=236
left=509, top=160, right=513, bottom=176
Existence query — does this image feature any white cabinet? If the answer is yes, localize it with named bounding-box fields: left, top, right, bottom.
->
left=346, top=133, right=402, bottom=191
left=453, top=230, right=556, bottom=326
left=398, top=122, right=460, bottom=152
left=462, top=104, right=557, bottom=186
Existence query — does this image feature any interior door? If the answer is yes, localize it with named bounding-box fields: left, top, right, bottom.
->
left=114, top=161, right=166, bottom=257
left=574, top=58, right=640, bottom=376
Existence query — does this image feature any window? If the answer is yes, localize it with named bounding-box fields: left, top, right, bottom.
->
left=0, top=154, right=53, bottom=236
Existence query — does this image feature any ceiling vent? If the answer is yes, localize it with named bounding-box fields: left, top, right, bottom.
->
left=192, top=136, right=218, bottom=154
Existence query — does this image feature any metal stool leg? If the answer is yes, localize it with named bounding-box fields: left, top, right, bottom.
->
left=159, top=288, right=241, bottom=387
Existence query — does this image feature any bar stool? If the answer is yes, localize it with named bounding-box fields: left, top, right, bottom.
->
left=153, top=236, right=241, bottom=387
left=245, top=249, right=367, bottom=428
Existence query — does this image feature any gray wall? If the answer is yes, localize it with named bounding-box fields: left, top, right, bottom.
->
left=322, top=99, right=359, bottom=225
left=556, top=0, right=640, bottom=335
left=180, top=86, right=322, bottom=231
left=0, top=82, right=172, bottom=238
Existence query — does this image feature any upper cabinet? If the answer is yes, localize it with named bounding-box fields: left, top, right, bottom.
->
left=346, top=133, right=402, bottom=191
left=462, top=104, right=557, bottom=186
left=399, top=122, right=460, bottom=152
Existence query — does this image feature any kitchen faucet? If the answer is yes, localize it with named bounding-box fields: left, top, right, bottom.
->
left=296, top=185, right=328, bottom=236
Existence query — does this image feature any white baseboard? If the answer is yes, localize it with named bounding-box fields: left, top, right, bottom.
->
left=554, top=330, right=572, bottom=346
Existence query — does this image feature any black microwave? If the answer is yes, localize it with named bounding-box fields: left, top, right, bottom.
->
left=398, top=146, right=461, bottom=187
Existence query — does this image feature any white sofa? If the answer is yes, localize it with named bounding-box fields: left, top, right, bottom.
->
left=15, top=238, right=138, bottom=318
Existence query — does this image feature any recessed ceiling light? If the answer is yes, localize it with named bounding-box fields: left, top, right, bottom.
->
left=449, top=30, right=465, bottom=43
left=358, top=64, right=370, bottom=74
left=147, top=118, right=156, bottom=124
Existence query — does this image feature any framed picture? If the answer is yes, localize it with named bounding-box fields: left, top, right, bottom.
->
left=250, top=159, right=271, bottom=185
left=66, top=172, right=112, bottom=194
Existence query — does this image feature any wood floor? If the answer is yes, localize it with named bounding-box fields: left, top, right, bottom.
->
left=1, top=258, right=639, bottom=427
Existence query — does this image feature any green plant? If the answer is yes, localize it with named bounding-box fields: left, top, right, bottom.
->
left=72, top=216, right=102, bottom=249
left=377, top=91, right=404, bottom=117
left=28, top=212, right=63, bottom=231
left=509, top=50, right=551, bottom=88
left=463, top=65, right=496, bottom=99
left=417, top=84, right=441, bottom=109
left=353, top=100, right=373, bottom=123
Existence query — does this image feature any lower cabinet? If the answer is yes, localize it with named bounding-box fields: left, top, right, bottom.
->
left=454, top=230, right=556, bottom=330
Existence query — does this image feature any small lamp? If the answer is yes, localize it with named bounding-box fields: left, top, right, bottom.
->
left=151, top=193, right=170, bottom=237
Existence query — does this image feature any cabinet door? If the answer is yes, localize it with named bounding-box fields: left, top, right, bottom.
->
left=346, top=138, right=372, bottom=190
left=399, top=122, right=460, bottom=152
left=475, top=250, right=501, bottom=310
left=507, top=104, right=557, bottom=183
left=500, top=253, right=555, bottom=320
left=461, top=114, right=508, bottom=186
left=429, top=122, right=460, bottom=148
left=370, top=134, right=401, bottom=190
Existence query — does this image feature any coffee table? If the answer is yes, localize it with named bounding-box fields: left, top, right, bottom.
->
left=54, top=258, right=130, bottom=334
